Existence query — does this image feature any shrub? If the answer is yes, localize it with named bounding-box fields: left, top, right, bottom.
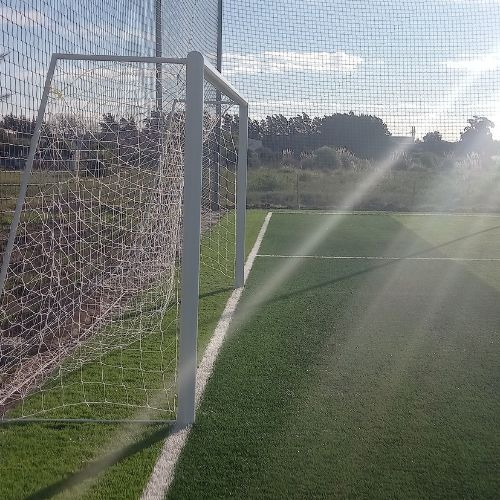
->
left=259, top=146, right=279, bottom=163
left=312, top=146, right=340, bottom=170
left=392, top=153, right=413, bottom=170
left=248, top=146, right=280, bottom=168
left=248, top=149, right=261, bottom=168
left=301, top=153, right=315, bottom=170
left=337, top=148, right=359, bottom=169
left=411, top=152, right=440, bottom=169
left=281, top=149, right=299, bottom=168
left=249, top=170, right=282, bottom=191
left=439, top=155, right=456, bottom=170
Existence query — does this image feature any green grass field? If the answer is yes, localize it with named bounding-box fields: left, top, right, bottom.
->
left=169, top=212, right=500, bottom=499
left=2, top=210, right=500, bottom=499
left=0, top=211, right=267, bottom=499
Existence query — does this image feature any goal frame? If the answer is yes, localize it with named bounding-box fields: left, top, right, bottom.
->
left=0, top=51, right=248, bottom=427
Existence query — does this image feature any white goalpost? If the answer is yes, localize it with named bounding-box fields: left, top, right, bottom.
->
left=0, top=51, right=248, bottom=426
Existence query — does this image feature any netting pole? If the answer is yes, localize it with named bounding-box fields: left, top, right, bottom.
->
left=178, top=51, right=205, bottom=426
left=235, top=103, right=248, bottom=288
left=217, top=0, right=223, bottom=72
left=0, top=55, right=57, bottom=296
left=210, top=0, right=223, bottom=211
left=155, top=0, right=163, bottom=114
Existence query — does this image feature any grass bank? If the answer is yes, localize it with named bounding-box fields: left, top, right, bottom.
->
left=247, top=165, right=500, bottom=212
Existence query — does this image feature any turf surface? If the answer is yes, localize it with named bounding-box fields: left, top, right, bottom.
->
left=0, top=210, right=267, bottom=500
left=168, top=212, right=500, bottom=499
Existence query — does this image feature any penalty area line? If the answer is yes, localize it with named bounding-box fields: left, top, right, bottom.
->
left=257, top=254, right=500, bottom=262
left=141, top=212, right=273, bottom=500
left=274, top=210, right=500, bottom=218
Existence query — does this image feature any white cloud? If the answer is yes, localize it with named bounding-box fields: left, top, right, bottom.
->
left=0, top=7, right=49, bottom=27
left=444, top=54, right=500, bottom=72
left=249, top=98, right=324, bottom=118
left=75, top=23, right=154, bottom=44
left=224, top=51, right=364, bottom=76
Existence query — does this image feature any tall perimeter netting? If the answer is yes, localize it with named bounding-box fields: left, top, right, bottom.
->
left=3, top=0, right=499, bottom=420
left=0, top=0, right=219, bottom=184
left=0, top=57, right=240, bottom=421
left=225, top=1, right=500, bottom=212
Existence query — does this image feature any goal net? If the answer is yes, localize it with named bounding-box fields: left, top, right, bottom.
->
left=0, top=54, right=246, bottom=422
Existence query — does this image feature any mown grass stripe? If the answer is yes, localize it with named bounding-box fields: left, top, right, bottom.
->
left=275, top=210, right=500, bottom=217
left=167, top=212, right=500, bottom=499
left=258, top=254, right=500, bottom=261
left=142, top=212, right=272, bottom=500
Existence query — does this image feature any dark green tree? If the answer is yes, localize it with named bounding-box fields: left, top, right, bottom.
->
left=459, top=116, right=494, bottom=156
left=423, top=131, right=442, bottom=144
left=1, top=113, right=35, bottom=136
left=319, top=112, right=391, bottom=159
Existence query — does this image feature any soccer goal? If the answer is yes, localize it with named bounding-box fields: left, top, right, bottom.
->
left=0, top=51, right=248, bottom=426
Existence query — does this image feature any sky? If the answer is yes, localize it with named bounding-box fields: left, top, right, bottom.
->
left=0, top=0, right=218, bottom=124
left=223, top=0, right=500, bottom=140
left=1, top=0, right=500, bottom=140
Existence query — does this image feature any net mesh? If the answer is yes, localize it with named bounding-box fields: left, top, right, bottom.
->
left=0, top=59, right=239, bottom=420
left=201, top=97, right=238, bottom=279
left=0, top=0, right=227, bottom=421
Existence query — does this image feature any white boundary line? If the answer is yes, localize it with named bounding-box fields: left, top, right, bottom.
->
left=141, top=212, right=273, bottom=500
left=274, top=210, right=500, bottom=218
left=257, top=254, right=500, bottom=262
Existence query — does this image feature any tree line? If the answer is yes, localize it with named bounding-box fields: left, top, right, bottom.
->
left=247, top=112, right=392, bottom=159
left=239, top=112, right=497, bottom=165
left=0, top=111, right=179, bottom=174
left=0, top=110, right=497, bottom=173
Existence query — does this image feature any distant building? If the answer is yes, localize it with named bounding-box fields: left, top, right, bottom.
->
left=391, top=136, right=415, bottom=146
left=391, top=127, right=415, bottom=152
left=391, top=135, right=415, bottom=152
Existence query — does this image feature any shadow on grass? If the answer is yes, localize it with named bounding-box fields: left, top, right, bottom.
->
left=270, top=222, right=500, bottom=305
left=25, top=425, right=171, bottom=500
left=199, top=286, right=234, bottom=300
left=97, top=285, right=233, bottom=322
